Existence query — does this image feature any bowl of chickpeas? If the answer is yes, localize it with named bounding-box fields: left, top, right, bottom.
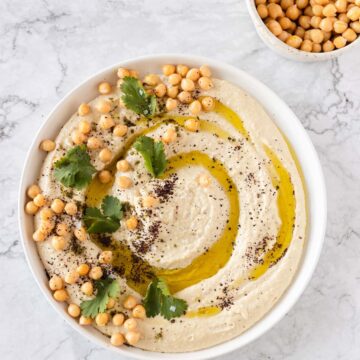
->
left=247, top=0, right=360, bottom=61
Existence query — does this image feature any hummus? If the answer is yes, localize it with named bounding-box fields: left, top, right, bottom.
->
left=31, top=65, right=306, bottom=352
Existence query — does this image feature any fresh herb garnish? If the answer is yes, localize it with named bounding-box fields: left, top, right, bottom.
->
left=80, top=278, right=120, bottom=318
left=133, top=136, right=167, bottom=178
left=83, top=195, right=123, bottom=233
left=120, top=76, right=157, bottom=117
left=54, top=145, right=96, bottom=189
left=143, top=277, right=188, bottom=320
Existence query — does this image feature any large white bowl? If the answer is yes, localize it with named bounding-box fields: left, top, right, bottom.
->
left=246, top=0, right=360, bottom=62
left=18, top=54, right=327, bottom=360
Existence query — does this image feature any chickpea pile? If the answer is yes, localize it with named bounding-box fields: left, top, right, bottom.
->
left=256, top=0, right=360, bottom=52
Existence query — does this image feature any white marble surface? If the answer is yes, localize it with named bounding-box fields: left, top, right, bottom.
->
left=1, top=0, right=359, bottom=359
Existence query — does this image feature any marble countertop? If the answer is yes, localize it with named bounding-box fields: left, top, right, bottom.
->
left=1, top=0, right=359, bottom=359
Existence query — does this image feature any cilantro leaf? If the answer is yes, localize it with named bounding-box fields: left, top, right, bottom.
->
left=80, top=278, right=120, bottom=318
left=120, top=76, right=157, bottom=117
left=54, top=145, right=96, bottom=189
left=133, top=136, right=167, bottom=177
left=143, top=278, right=188, bottom=320
left=83, top=195, right=123, bottom=233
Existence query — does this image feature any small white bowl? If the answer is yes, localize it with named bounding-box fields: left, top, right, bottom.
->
left=246, top=0, right=360, bottom=62
left=18, top=54, right=327, bottom=360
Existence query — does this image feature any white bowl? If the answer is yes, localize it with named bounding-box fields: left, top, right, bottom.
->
left=18, top=54, right=327, bottom=360
left=246, top=0, right=360, bottom=62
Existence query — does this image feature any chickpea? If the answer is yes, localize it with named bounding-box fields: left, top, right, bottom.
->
left=124, top=318, right=138, bottom=331
left=286, top=4, right=301, bottom=19
left=168, top=73, right=182, bottom=86
left=111, top=333, right=125, bottom=347
left=144, top=74, right=161, bottom=86
left=162, top=127, right=177, bottom=143
left=268, top=3, right=284, bottom=18
left=181, top=78, right=195, bottom=92
left=197, top=173, right=211, bottom=187
left=27, top=184, right=41, bottom=199
left=201, top=96, right=215, bottom=112
left=304, top=29, right=312, bottom=39
left=184, top=118, right=200, bottom=132
left=78, top=103, right=91, bottom=116
left=56, top=223, right=69, bottom=236
left=40, top=139, right=55, bottom=152
left=116, top=159, right=131, bottom=172
left=123, top=295, right=138, bottom=310
left=299, top=15, right=312, bottom=28
left=166, top=98, right=178, bottom=111
left=117, top=68, right=130, bottom=79
left=126, top=216, right=138, bottom=230
left=132, top=304, right=146, bottom=319
left=198, top=76, right=214, bottom=90
left=142, top=195, right=158, bottom=208
left=49, top=275, right=63, bottom=291
left=99, top=114, right=115, bottom=130
left=312, top=42, right=322, bottom=52
left=281, top=0, right=295, bottom=9
left=53, top=289, right=68, bottom=302
left=286, top=34, right=303, bottom=47
left=304, top=5, right=314, bottom=15
left=323, top=3, right=337, bottom=16
left=154, top=83, right=167, bottom=97
left=257, top=4, right=268, bottom=19
left=107, top=298, right=116, bottom=309
left=25, top=201, right=39, bottom=215
left=96, top=99, right=111, bottom=114
left=79, top=316, right=93, bottom=325
left=297, top=0, right=309, bottom=8
left=343, top=27, right=357, bottom=40
left=350, top=21, right=360, bottom=33
left=113, top=313, right=125, bottom=326
left=68, top=304, right=81, bottom=318
left=99, top=148, right=112, bottom=163
left=113, top=124, right=128, bottom=137
left=33, top=194, right=47, bottom=207
left=320, top=17, right=334, bottom=31
left=256, top=0, right=267, bottom=4
left=295, top=26, right=306, bottom=38
left=314, top=0, right=329, bottom=5
left=335, top=0, right=348, bottom=12
left=278, top=30, right=291, bottom=41
left=99, top=250, right=113, bottom=264
left=187, top=68, right=201, bottom=81
left=33, top=229, right=46, bottom=242
left=176, top=64, right=189, bottom=77
left=279, top=16, right=293, bottom=29
left=98, top=82, right=112, bottom=95
left=125, top=331, right=140, bottom=346
left=77, top=263, right=90, bottom=276
left=71, top=129, right=87, bottom=145
left=323, top=39, right=335, bottom=51
left=177, top=91, right=192, bottom=104
left=267, top=19, right=283, bottom=35
left=288, top=20, right=297, bottom=33
left=51, top=198, right=65, bottom=214
left=65, top=270, right=79, bottom=285
left=81, top=281, right=94, bottom=296
left=98, top=170, right=112, bottom=184
left=118, top=176, right=132, bottom=189
left=79, top=120, right=91, bottom=135
left=74, top=227, right=87, bottom=242
left=87, top=136, right=103, bottom=150
left=167, top=85, right=179, bottom=98
left=310, top=28, right=324, bottom=43
left=189, top=100, right=202, bottom=115
left=39, top=220, right=55, bottom=234
left=347, top=6, right=360, bottom=20
left=162, top=64, right=176, bottom=76
left=89, top=266, right=103, bottom=280
left=199, top=65, right=212, bottom=77
left=95, top=313, right=110, bottom=326
left=63, top=202, right=77, bottom=216
left=334, top=19, right=349, bottom=32
left=312, top=4, right=324, bottom=16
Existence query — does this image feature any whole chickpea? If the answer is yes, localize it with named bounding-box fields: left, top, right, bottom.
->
left=267, top=19, right=283, bottom=35
left=81, top=281, right=94, bottom=296
left=74, top=227, right=87, bottom=241
left=107, top=298, right=116, bottom=309
left=68, top=304, right=81, bottom=318
left=162, top=128, right=177, bottom=143
left=77, top=263, right=90, bottom=276
left=51, top=236, right=67, bottom=250
left=95, top=99, right=111, bottom=114
left=197, top=173, right=211, bottom=187
left=299, top=15, right=312, bottom=28
left=304, top=5, right=314, bottom=15
left=116, top=159, right=131, bottom=172
left=168, top=73, right=182, bottom=86
left=79, top=120, right=91, bottom=134
left=167, top=86, right=179, bottom=98
left=176, top=64, right=189, bottom=77
left=279, top=16, right=293, bottom=29
left=71, top=129, right=87, bottom=145
left=281, top=0, right=295, bottom=10
left=184, top=118, right=200, bottom=132
left=53, top=289, right=68, bottom=302
left=125, top=331, right=140, bottom=346
left=286, top=34, right=303, bottom=47
left=123, top=318, right=138, bottom=331
left=99, top=148, right=112, bottom=163
left=295, top=26, right=306, bottom=38
left=117, top=68, right=130, bottom=78
left=113, top=313, right=125, bottom=326
left=118, top=176, right=132, bottom=189
left=89, top=266, right=103, bottom=280
left=347, top=6, right=360, bottom=21
left=286, top=4, right=301, bottom=19
left=111, top=333, right=125, bottom=347
left=40, top=139, right=56, bottom=152
left=335, top=0, right=348, bottom=12
left=98, top=170, right=112, bottom=184
left=343, top=27, right=357, bottom=40
left=33, top=193, right=47, bottom=207
left=177, top=91, right=192, bottom=104
left=123, top=295, right=138, bottom=309
left=51, top=198, right=65, bottom=214
left=350, top=21, right=360, bottom=33
left=154, top=83, right=167, bottom=97
left=312, top=4, right=324, bottom=16
left=162, top=64, right=176, bottom=76
left=39, top=207, right=53, bottom=220
left=189, top=100, right=202, bottom=115
left=142, top=195, right=158, bottom=208
left=113, top=124, right=128, bottom=137
left=56, top=223, right=69, bottom=236
left=338, top=13, right=350, bottom=23
left=258, top=3, right=269, bottom=18
left=27, top=184, right=41, bottom=199
left=278, top=30, right=291, bottom=41
left=201, top=96, right=215, bottom=112
left=181, top=78, right=195, bottom=92
left=166, top=98, right=178, bottom=111
left=320, top=17, right=334, bottom=31
left=98, top=82, right=112, bottom=95
left=144, top=74, right=161, bottom=86
left=198, top=77, right=214, bottom=90
left=268, top=3, right=284, bottom=18
left=323, top=3, right=337, bottom=16
left=95, top=313, right=110, bottom=326
left=311, top=15, right=322, bottom=28
left=132, top=304, right=146, bottom=319
left=312, top=43, right=322, bottom=52
left=25, top=201, right=39, bottom=215
left=99, top=250, right=113, bottom=264
left=126, top=216, right=138, bottom=230
left=99, top=114, right=115, bottom=130
left=87, top=136, right=103, bottom=150
left=33, top=229, right=46, bottom=242
left=310, top=28, right=325, bottom=43
left=199, top=65, right=212, bottom=77
left=300, top=38, right=314, bottom=51
left=187, top=68, right=201, bottom=81
left=78, top=103, right=91, bottom=116
left=323, top=40, right=335, bottom=51
left=79, top=316, right=93, bottom=325
left=49, top=275, right=63, bottom=291
left=65, top=270, right=79, bottom=285
left=297, top=0, right=309, bottom=9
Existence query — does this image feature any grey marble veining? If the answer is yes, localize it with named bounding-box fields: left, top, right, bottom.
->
left=0, top=0, right=359, bottom=359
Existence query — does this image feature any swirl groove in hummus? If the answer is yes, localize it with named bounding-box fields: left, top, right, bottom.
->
left=27, top=65, right=306, bottom=352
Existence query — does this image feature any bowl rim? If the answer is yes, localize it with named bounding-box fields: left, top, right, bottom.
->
left=18, top=53, right=327, bottom=360
left=245, top=0, right=360, bottom=61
